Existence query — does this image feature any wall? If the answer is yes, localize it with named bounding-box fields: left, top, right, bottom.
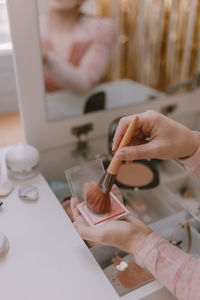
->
left=0, top=53, right=18, bottom=114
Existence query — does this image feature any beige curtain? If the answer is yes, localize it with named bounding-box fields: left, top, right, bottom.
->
left=96, top=0, right=200, bottom=92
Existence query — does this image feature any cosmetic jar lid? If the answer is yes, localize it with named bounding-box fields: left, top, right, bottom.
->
left=5, top=144, right=40, bottom=179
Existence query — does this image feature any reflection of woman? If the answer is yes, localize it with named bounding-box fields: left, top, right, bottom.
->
left=72, top=111, right=200, bottom=300
left=40, top=0, right=115, bottom=93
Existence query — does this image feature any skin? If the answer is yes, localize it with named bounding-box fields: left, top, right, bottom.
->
left=42, top=0, right=85, bottom=91
left=113, top=110, right=200, bottom=161
left=71, top=185, right=152, bottom=256
left=71, top=111, right=200, bottom=256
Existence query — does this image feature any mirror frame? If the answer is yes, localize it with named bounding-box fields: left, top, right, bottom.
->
left=6, top=0, right=200, bottom=151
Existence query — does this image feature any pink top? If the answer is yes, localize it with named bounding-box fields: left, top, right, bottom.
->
left=135, top=131, right=200, bottom=300
left=40, top=15, right=115, bottom=92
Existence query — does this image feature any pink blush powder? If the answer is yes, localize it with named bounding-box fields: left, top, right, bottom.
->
left=116, top=163, right=154, bottom=187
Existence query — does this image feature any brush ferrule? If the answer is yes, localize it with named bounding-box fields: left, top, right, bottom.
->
left=98, top=172, right=116, bottom=194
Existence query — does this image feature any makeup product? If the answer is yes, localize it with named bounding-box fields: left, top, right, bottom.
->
left=116, top=261, right=128, bottom=271
left=6, top=144, right=40, bottom=179
left=104, top=253, right=153, bottom=296
left=66, top=159, right=129, bottom=227
left=0, top=233, right=9, bottom=258
left=86, top=116, right=138, bottom=214
left=18, top=185, right=39, bottom=201
left=117, top=162, right=153, bottom=187
left=103, top=160, right=159, bottom=190
left=112, top=254, right=153, bottom=289
left=0, top=150, right=14, bottom=197
left=77, top=192, right=128, bottom=227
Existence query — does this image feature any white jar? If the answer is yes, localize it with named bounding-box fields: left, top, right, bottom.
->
left=5, top=144, right=40, bottom=179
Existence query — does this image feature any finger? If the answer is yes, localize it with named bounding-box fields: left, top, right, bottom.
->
left=71, top=197, right=81, bottom=220
left=115, top=141, right=160, bottom=161
left=113, top=111, right=159, bottom=152
left=112, top=114, right=145, bottom=151
left=112, top=117, right=130, bottom=151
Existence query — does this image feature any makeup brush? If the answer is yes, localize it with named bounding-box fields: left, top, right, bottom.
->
left=85, top=116, right=139, bottom=214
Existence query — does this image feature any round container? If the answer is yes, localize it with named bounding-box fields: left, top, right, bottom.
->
left=5, top=144, right=40, bottom=179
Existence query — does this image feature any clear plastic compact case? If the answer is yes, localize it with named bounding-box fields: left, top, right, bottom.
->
left=65, top=158, right=200, bottom=297
left=65, top=159, right=129, bottom=227
left=66, top=159, right=104, bottom=202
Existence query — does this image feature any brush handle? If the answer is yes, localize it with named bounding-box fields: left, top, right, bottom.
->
left=107, top=116, right=139, bottom=175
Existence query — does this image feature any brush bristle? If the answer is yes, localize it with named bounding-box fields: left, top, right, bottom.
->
left=84, top=182, right=111, bottom=214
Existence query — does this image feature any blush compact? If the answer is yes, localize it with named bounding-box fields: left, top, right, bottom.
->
left=103, top=159, right=159, bottom=190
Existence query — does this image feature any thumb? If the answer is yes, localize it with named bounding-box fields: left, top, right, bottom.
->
left=115, top=142, right=160, bottom=161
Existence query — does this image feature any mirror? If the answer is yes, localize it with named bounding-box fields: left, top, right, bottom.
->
left=7, top=0, right=200, bottom=150
left=38, top=0, right=163, bottom=121
left=36, top=0, right=200, bottom=122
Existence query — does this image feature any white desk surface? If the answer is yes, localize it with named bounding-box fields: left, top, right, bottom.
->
left=0, top=172, right=174, bottom=300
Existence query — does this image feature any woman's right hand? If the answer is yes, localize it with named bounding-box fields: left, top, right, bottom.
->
left=113, top=110, right=200, bottom=161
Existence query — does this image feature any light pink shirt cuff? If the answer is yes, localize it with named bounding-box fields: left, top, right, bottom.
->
left=134, top=232, right=162, bottom=267
left=178, top=131, right=200, bottom=181
left=134, top=232, right=200, bottom=300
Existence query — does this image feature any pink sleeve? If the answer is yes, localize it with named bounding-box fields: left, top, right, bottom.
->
left=44, top=20, right=115, bottom=93
left=178, top=131, right=200, bottom=182
left=135, top=232, right=200, bottom=300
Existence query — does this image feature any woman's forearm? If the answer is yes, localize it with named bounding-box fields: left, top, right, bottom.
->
left=44, top=43, right=112, bottom=93
left=134, top=232, right=200, bottom=300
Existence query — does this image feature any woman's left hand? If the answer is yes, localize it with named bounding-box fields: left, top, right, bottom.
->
left=71, top=185, right=152, bottom=255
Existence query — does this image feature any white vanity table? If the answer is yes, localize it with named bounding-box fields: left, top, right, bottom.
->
left=0, top=150, right=176, bottom=300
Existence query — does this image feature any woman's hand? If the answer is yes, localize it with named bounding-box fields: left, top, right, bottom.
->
left=113, top=110, right=200, bottom=161
left=71, top=185, right=152, bottom=255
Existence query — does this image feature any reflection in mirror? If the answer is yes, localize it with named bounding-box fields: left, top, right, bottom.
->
left=37, top=0, right=200, bottom=121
